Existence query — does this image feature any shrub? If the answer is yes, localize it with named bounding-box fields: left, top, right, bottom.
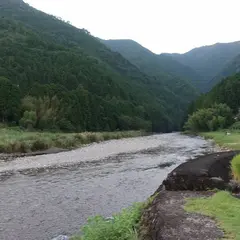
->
left=19, top=111, right=37, bottom=130
left=71, top=202, right=144, bottom=240
left=230, top=121, right=240, bottom=130
left=231, top=155, right=240, bottom=181
left=184, top=103, right=233, bottom=132
left=31, top=139, right=50, bottom=151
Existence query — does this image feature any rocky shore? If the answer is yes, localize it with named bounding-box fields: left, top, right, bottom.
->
left=140, top=151, right=240, bottom=240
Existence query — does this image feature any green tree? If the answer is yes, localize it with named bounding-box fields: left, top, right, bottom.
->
left=0, top=77, right=21, bottom=122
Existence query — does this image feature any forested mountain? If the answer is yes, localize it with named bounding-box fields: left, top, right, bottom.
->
left=0, top=0, right=197, bottom=132
left=165, top=41, right=240, bottom=91
left=103, top=39, right=201, bottom=91
left=188, top=73, right=240, bottom=115
left=184, top=73, right=240, bottom=132
left=209, top=54, right=240, bottom=89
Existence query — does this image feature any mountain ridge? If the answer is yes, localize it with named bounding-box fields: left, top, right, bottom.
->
left=164, top=41, right=240, bottom=91
left=0, top=0, right=198, bottom=132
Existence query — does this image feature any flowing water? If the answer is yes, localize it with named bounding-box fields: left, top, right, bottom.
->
left=0, top=133, right=216, bottom=240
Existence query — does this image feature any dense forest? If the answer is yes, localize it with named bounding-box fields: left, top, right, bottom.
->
left=103, top=39, right=201, bottom=92
left=185, top=73, right=240, bottom=132
left=0, top=0, right=199, bottom=132
left=209, top=54, right=240, bottom=89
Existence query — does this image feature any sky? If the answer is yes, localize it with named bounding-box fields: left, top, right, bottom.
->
left=24, top=0, right=240, bottom=54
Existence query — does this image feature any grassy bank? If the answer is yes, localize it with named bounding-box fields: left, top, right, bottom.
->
left=185, top=191, right=240, bottom=239
left=0, top=128, right=145, bottom=153
left=70, top=195, right=155, bottom=240
left=71, top=203, right=142, bottom=240
left=200, top=131, right=240, bottom=150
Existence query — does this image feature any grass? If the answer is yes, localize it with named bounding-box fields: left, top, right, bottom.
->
left=0, top=127, right=145, bottom=153
left=200, top=131, right=240, bottom=150
left=231, top=155, right=240, bottom=181
left=185, top=191, right=240, bottom=240
left=70, top=196, right=156, bottom=240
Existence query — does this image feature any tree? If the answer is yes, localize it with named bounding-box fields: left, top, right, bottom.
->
left=0, top=77, right=21, bottom=122
left=184, top=104, right=233, bottom=132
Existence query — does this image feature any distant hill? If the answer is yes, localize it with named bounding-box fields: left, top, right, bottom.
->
left=188, top=73, right=240, bottom=116
left=0, top=0, right=198, bottom=132
left=209, top=54, right=240, bottom=89
left=103, top=39, right=201, bottom=90
left=165, top=41, right=240, bottom=91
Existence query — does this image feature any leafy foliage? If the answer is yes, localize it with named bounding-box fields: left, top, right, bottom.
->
left=230, top=121, right=240, bottom=130
left=184, top=104, right=233, bottom=132
left=0, top=0, right=199, bottom=132
left=0, top=77, right=21, bottom=122
left=71, top=203, right=143, bottom=240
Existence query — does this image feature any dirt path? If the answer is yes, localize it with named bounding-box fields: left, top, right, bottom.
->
left=140, top=190, right=223, bottom=240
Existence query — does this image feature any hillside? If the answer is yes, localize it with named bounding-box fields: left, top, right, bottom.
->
left=165, top=42, right=240, bottom=91
left=188, top=73, right=240, bottom=115
left=209, top=54, right=240, bottom=89
left=103, top=39, right=201, bottom=91
left=0, top=0, right=197, bottom=132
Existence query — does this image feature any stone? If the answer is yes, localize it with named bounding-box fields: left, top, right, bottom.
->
left=228, top=180, right=240, bottom=193
left=161, top=151, right=240, bottom=192
left=52, top=235, right=69, bottom=240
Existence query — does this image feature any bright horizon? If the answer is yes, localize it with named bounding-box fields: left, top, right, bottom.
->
left=24, top=0, right=240, bottom=54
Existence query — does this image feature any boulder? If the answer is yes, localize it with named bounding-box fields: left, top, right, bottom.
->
left=162, top=151, right=240, bottom=191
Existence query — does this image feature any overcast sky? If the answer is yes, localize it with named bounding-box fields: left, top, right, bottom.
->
left=24, top=0, right=240, bottom=54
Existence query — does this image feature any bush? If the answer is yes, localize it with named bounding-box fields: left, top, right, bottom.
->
left=230, top=121, right=240, bottom=130
left=231, top=155, right=240, bottom=181
left=19, top=111, right=37, bottom=130
left=31, top=139, right=50, bottom=151
left=184, top=103, right=233, bottom=132
left=71, top=202, right=144, bottom=240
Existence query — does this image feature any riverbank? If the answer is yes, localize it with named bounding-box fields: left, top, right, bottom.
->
left=0, top=128, right=144, bottom=154
left=200, top=131, right=240, bottom=150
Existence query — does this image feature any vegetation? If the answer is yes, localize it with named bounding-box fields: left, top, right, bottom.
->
left=210, top=54, right=240, bottom=90
left=103, top=39, right=200, bottom=93
left=0, top=0, right=198, bottom=133
left=185, top=73, right=240, bottom=133
left=184, top=104, right=233, bottom=132
left=0, top=128, right=144, bottom=153
left=188, top=73, right=240, bottom=115
left=201, top=131, right=240, bottom=150
left=71, top=203, right=143, bottom=240
left=168, top=41, right=240, bottom=92
left=185, top=191, right=240, bottom=239
left=231, top=155, right=240, bottom=181
left=70, top=195, right=156, bottom=240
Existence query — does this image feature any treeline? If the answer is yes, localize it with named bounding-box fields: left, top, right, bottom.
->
left=185, top=73, right=240, bottom=132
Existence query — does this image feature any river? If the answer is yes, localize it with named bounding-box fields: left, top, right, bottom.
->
left=0, top=133, right=216, bottom=240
